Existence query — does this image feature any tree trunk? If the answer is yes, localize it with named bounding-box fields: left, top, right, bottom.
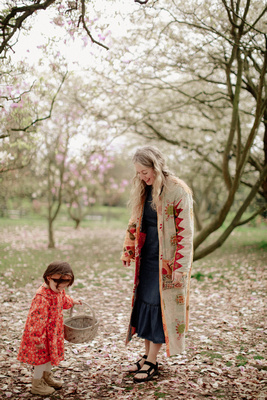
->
left=74, top=218, right=81, bottom=229
left=263, top=110, right=267, bottom=201
left=193, top=203, right=202, bottom=232
left=194, top=164, right=267, bottom=260
left=48, top=218, right=55, bottom=248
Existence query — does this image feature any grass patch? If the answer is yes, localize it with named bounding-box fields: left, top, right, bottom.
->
left=0, top=221, right=125, bottom=286
left=0, top=218, right=266, bottom=288
left=191, top=272, right=205, bottom=281
left=191, top=271, right=214, bottom=281
left=201, top=351, right=223, bottom=359
left=73, top=282, right=86, bottom=289
left=0, top=205, right=130, bottom=229
left=258, top=240, right=267, bottom=250
left=253, top=355, right=264, bottom=360
left=236, top=354, right=248, bottom=366
left=125, top=386, right=134, bottom=391
left=154, top=392, right=167, bottom=399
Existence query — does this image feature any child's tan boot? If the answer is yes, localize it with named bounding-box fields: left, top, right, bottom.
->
left=31, top=377, right=55, bottom=395
left=43, top=371, right=63, bottom=389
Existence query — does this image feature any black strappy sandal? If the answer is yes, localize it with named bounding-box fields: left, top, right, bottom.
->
left=133, top=361, right=159, bottom=382
left=128, top=355, right=147, bottom=373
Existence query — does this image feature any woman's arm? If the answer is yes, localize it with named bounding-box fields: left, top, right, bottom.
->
left=121, top=219, right=136, bottom=265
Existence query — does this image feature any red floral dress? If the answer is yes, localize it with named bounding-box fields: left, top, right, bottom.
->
left=17, top=284, right=74, bottom=366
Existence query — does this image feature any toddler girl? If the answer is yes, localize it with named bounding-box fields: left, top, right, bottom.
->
left=17, top=261, right=82, bottom=395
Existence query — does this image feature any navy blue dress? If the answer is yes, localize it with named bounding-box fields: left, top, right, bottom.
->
left=131, top=186, right=165, bottom=344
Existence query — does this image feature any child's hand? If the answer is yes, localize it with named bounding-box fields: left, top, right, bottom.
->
left=36, top=343, right=45, bottom=349
left=73, top=299, right=82, bottom=305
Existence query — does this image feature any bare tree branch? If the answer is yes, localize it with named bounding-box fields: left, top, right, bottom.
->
left=194, top=163, right=267, bottom=260
left=0, top=0, right=56, bottom=56
left=142, top=121, right=223, bottom=173
left=1, top=0, right=150, bottom=56
left=135, top=0, right=149, bottom=4
left=235, top=207, right=266, bottom=226
left=0, top=153, right=33, bottom=174
left=78, top=0, right=109, bottom=50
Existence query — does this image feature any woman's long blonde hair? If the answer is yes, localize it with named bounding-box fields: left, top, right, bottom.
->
left=129, top=145, right=172, bottom=218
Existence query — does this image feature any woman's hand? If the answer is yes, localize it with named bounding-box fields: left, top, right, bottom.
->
left=172, top=270, right=183, bottom=284
left=122, top=260, right=131, bottom=267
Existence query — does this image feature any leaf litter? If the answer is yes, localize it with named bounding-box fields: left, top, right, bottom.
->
left=0, top=225, right=266, bottom=399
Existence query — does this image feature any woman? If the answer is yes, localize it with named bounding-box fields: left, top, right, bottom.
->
left=121, top=145, right=194, bottom=383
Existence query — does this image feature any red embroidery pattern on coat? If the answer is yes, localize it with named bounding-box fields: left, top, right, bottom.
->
left=173, top=201, right=185, bottom=270
left=17, top=284, right=74, bottom=366
left=175, top=295, right=185, bottom=305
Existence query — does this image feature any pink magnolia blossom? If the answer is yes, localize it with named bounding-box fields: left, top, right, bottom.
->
left=53, top=16, right=65, bottom=27
left=82, top=36, right=89, bottom=47
left=55, top=153, right=64, bottom=163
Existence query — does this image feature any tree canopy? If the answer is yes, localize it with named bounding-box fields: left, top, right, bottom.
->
left=88, top=0, right=267, bottom=259
left=0, top=0, right=149, bottom=57
left=0, top=0, right=266, bottom=256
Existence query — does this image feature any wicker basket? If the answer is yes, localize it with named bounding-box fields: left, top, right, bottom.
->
left=64, top=302, right=99, bottom=344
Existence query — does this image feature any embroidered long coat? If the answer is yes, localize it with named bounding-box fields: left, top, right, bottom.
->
left=121, top=177, right=194, bottom=356
left=17, top=284, right=74, bottom=366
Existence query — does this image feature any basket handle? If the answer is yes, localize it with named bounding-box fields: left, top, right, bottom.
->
left=69, top=301, right=96, bottom=324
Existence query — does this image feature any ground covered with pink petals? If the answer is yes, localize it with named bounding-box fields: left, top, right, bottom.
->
left=0, top=225, right=266, bottom=399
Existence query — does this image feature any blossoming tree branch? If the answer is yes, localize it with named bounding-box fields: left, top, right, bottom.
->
left=0, top=0, right=148, bottom=57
